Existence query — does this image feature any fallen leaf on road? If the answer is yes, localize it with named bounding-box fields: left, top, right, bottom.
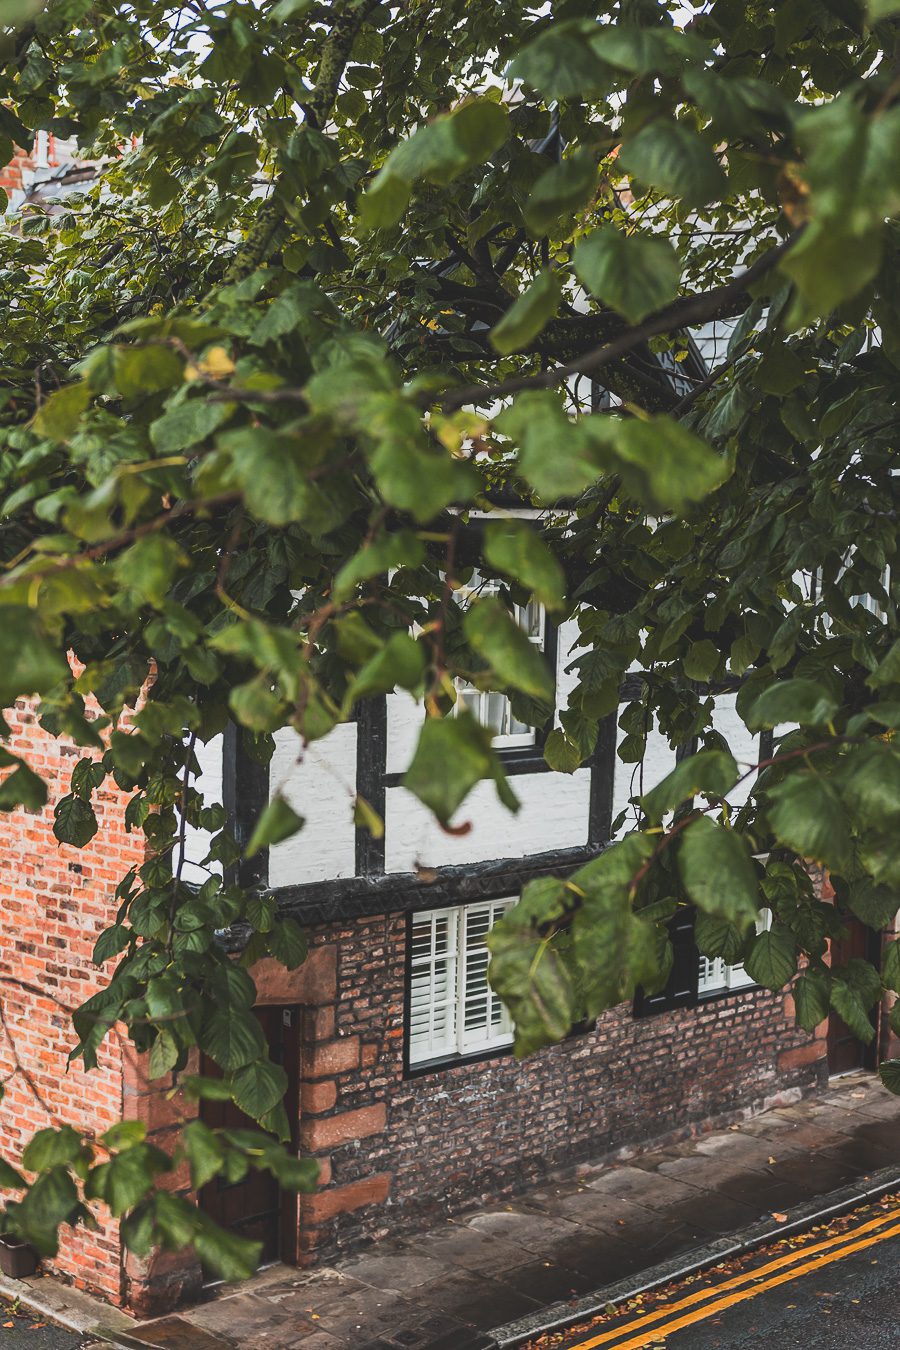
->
left=771, top=1212, right=788, bottom=1222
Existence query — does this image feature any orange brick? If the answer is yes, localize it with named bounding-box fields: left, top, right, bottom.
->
left=300, top=1172, right=391, bottom=1223
left=301, top=1104, right=386, bottom=1152
left=305, top=1037, right=360, bottom=1078
left=300, top=1080, right=337, bottom=1115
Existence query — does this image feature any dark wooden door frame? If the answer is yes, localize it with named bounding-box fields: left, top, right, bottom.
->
left=827, top=920, right=882, bottom=1076
left=199, top=1003, right=303, bottom=1271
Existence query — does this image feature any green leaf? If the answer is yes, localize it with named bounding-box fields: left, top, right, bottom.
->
left=509, top=22, right=608, bottom=98
left=150, top=400, right=233, bottom=453
left=868, top=640, right=900, bottom=688
left=683, top=69, right=789, bottom=138
left=793, top=970, right=830, bottom=1031
left=361, top=99, right=510, bottom=229
left=694, top=912, right=747, bottom=964
left=487, top=914, right=575, bottom=1056
left=880, top=1059, right=900, bottom=1096
left=201, top=1005, right=267, bottom=1072
left=838, top=742, right=900, bottom=831
left=543, top=728, right=582, bottom=774
left=181, top=1120, right=226, bottom=1190
left=0, top=607, right=69, bottom=706
left=93, top=924, right=131, bottom=966
left=22, top=1126, right=86, bottom=1172
left=585, top=416, right=731, bottom=514
left=266, top=918, right=308, bottom=970
left=573, top=227, right=681, bottom=324
left=32, top=382, right=91, bottom=442
left=231, top=1058, right=289, bottom=1122
left=870, top=0, right=900, bottom=16
left=829, top=977, right=875, bottom=1044
left=116, top=535, right=188, bottom=607
left=483, top=519, right=566, bottom=612
left=882, top=939, right=900, bottom=995
left=620, top=121, right=728, bottom=209
left=85, top=1144, right=169, bottom=1217
left=766, top=772, right=851, bottom=871
left=744, top=924, right=797, bottom=991
left=17, top=1168, right=80, bottom=1255
left=0, top=1157, right=25, bottom=1189
left=497, top=392, right=601, bottom=499
left=402, top=712, right=495, bottom=825
left=642, top=749, right=739, bottom=825
left=366, top=401, right=478, bottom=520
left=489, top=269, right=563, bottom=355
left=678, top=816, right=760, bottom=926
left=332, top=530, right=424, bottom=601
left=464, top=597, right=554, bottom=701
left=682, top=639, right=721, bottom=682
left=53, top=794, right=99, bottom=848
left=110, top=345, right=184, bottom=399
left=844, top=878, right=900, bottom=932
left=191, top=1210, right=261, bottom=1281
left=524, top=148, right=598, bottom=236
left=245, top=793, right=304, bottom=858
left=745, top=679, right=838, bottom=730
left=347, top=632, right=425, bottom=700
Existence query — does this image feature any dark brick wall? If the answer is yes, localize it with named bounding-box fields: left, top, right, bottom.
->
left=295, top=911, right=827, bottom=1265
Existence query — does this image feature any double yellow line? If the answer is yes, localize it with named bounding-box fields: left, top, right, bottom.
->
left=566, top=1202, right=900, bottom=1349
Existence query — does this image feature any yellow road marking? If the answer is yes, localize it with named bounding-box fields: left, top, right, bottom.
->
left=569, top=1205, right=900, bottom=1350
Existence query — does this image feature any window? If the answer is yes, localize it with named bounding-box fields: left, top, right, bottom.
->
left=408, top=900, right=515, bottom=1067
left=454, top=577, right=547, bottom=748
left=697, top=909, right=772, bottom=997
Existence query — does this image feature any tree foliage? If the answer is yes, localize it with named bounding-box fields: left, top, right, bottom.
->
left=1, top=0, right=900, bottom=1277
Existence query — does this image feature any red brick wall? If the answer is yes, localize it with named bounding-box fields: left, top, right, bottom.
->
left=293, top=912, right=827, bottom=1266
left=0, top=700, right=146, bottom=1304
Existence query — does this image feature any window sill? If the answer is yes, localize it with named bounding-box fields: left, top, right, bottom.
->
left=405, top=1041, right=515, bottom=1078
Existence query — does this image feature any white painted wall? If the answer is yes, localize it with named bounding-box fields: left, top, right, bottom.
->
left=711, top=692, right=759, bottom=809
left=384, top=769, right=591, bottom=872
left=611, top=725, right=677, bottom=835
left=182, top=732, right=224, bottom=884
left=267, top=723, right=357, bottom=886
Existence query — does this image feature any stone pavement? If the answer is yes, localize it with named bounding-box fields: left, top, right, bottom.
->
left=123, top=1072, right=900, bottom=1349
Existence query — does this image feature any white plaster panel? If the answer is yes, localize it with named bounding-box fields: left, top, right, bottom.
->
left=712, top=693, right=760, bottom=809
left=611, top=727, right=677, bottom=835
left=384, top=769, right=591, bottom=873
left=386, top=691, right=423, bottom=776
left=554, top=616, right=583, bottom=719
left=183, top=733, right=224, bottom=884
left=267, top=723, right=357, bottom=886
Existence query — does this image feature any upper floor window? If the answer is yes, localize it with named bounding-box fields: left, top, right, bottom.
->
left=454, top=576, right=547, bottom=748
left=408, top=899, right=514, bottom=1068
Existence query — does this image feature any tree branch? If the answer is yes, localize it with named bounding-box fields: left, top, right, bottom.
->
left=438, top=234, right=799, bottom=413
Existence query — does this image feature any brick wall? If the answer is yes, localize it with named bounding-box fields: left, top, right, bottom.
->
left=291, top=912, right=827, bottom=1267
left=0, top=700, right=144, bottom=1304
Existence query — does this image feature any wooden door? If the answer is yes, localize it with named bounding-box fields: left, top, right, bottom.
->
left=827, top=918, right=879, bottom=1075
left=199, top=1005, right=300, bottom=1270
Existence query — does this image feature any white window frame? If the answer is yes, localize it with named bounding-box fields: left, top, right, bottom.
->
left=697, top=909, right=772, bottom=996
left=453, top=576, right=547, bottom=749
left=408, top=900, right=515, bottom=1067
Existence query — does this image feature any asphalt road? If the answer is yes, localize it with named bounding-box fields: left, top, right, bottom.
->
left=0, top=1300, right=83, bottom=1349
left=663, top=1229, right=900, bottom=1349
left=545, top=1198, right=900, bottom=1350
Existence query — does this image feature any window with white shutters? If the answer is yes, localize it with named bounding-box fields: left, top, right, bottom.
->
left=454, top=578, right=547, bottom=748
left=697, top=909, right=772, bottom=996
left=408, top=900, right=515, bottom=1067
